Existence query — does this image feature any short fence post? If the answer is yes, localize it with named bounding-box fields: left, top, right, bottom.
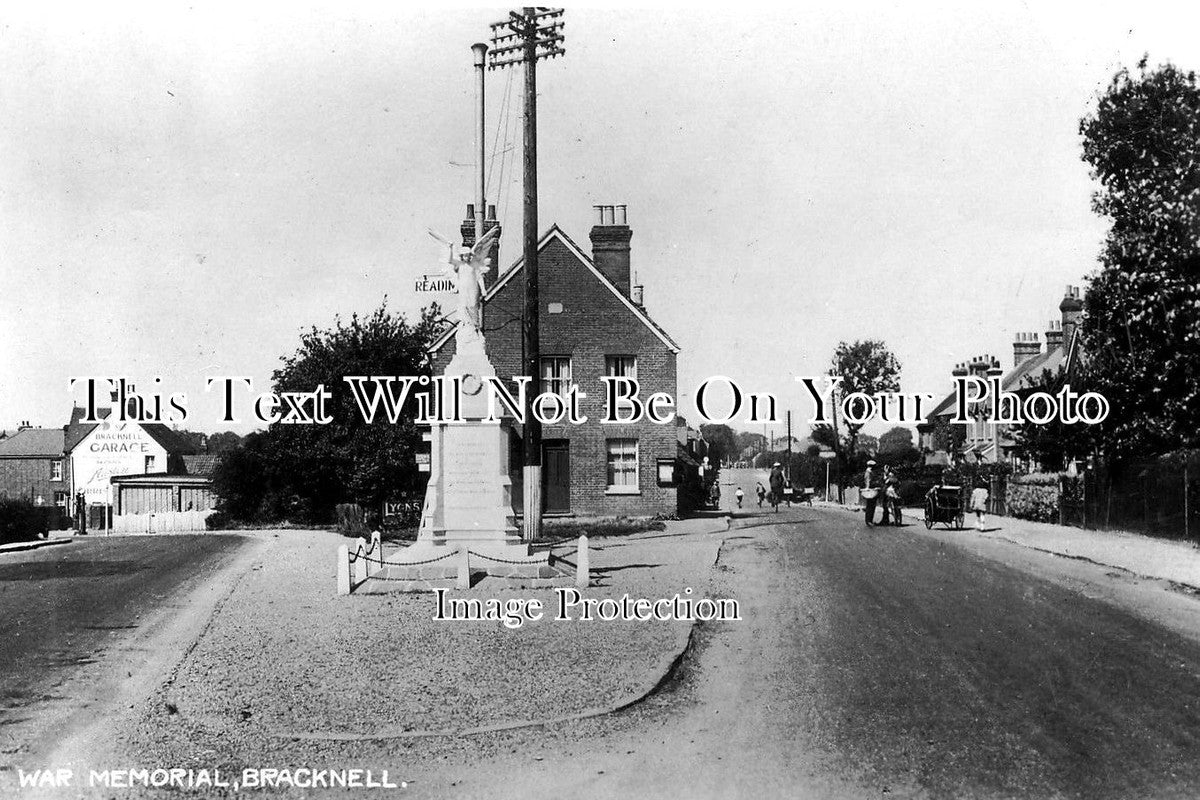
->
left=576, top=534, right=589, bottom=589
left=456, top=546, right=470, bottom=590
left=371, top=529, right=383, bottom=566
left=336, top=545, right=351, bottom=596
left=353, top=538, right=368, bottom=584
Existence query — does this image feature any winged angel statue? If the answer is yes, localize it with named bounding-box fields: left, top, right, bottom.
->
left=427, top=226, right=499, bottom=347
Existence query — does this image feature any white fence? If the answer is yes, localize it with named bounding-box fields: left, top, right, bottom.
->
left=111, top=510, right=214, bottom=534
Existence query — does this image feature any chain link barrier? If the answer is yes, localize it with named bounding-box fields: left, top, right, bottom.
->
left=466, top=549, right=549, bottom=566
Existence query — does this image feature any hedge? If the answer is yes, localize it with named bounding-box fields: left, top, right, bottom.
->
left=0, top=498, right=50, bottom=544
left=1006, top=473, right=1064, bottom=523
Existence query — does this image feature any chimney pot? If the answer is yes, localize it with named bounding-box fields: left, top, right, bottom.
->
left=460, top=202, right=501, bottom=288
left=590, top=203, right=633, bottom=295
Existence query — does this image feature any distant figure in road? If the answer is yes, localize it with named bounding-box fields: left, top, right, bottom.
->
left=971, top=479, right=989, bottom=531
left=863, top=460, right=881, bottom=526
left=884, top=469, right=902, bottom=526
left=735, top=487, right=745, bottom=508
left=755, top=482, right=767, bottom=507
left=769, top=463, right=785, bottom=513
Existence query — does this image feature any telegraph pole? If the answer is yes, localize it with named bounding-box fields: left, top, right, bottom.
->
left=489, top=8, right=565, bottom=542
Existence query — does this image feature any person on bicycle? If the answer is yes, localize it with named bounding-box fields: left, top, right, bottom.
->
left=768, top=462, right=785, bottom=512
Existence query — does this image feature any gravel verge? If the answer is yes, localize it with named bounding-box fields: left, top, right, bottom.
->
left=113, top=521, right=726, bottom=777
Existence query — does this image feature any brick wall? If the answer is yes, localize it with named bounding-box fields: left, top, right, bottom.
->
left=433, top=230, right=679, bottom=517
left=0, top=457, right=68, bottom=507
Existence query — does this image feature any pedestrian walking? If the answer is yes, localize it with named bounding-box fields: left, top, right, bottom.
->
left=971, top=479, right=989, bottom=531
left=769, top=462, right=785, bottom=513
left=880, top=466, right=894, bottom=525
left=885, top=470, right=902, bottom=526
left=755, top=482, right=767, bottom=507
left=735, top=487, right=745, bottom=508
left=862, top=460, right=881, bottom=526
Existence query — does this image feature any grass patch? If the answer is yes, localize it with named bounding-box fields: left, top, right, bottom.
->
left=539, top=517, right=666, bottom=541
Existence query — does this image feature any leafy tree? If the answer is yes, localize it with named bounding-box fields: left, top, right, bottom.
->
left=211, top=301, right=444, bottom=524
left=1079, top=58, right=1200, bottom=459
left=810, top=423, right=838, bottom=451
left=174, top=429, right=243, bottom=455
left=205, top=431, right=244, bottom=454
left=733, top=431, right=766, bottom=462
left=824, top=340, right=901, bottom=500
left=878, top=426, right=914, bottom=454
left=878, top=426, right=920, bottom=466
left=830, top=340, right=901, bottom=458
left=1009, top=366, right=1098, bottom=471
left=699, top=423, right=738, bottom=465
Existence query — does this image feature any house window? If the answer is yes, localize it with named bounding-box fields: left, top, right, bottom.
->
left=606, top=438, right=639, bottom=492
left=605, top=355, right=638, bottom=380
left=50, top=459, right=63, bottom=481
left=145, top=455, right=156, bottom=473
left=540, top=356, right=573, bottom=401
left=54, top=491, right=67, bottom=509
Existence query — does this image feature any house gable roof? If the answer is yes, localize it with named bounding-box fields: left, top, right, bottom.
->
left=0, top=428, right=65, bottom=458
left=429, top=224, right=680, bottom=355
left=64, top=407, right=198, bottom=456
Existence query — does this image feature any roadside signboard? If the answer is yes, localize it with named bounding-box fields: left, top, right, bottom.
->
left=414, top=276, right=455, bottom=293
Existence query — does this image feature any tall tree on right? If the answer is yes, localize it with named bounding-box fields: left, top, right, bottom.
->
left=1079, top=58, right=1200, bottom=460
left=827, top=340, right=901, bottom=501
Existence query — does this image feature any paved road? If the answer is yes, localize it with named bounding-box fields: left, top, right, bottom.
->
left=438, top=477, right=1200, bottom=799
left=0, top=535, right=248, bottom=767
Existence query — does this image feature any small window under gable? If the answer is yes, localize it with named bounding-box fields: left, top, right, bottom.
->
left=605, top=355, right=638, bottom=380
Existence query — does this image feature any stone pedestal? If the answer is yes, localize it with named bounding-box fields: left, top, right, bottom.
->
left=379, top=335, right=554, bottom=583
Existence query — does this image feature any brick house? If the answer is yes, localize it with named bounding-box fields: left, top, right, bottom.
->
left=919, top=285, right=1085, bottom=465
left=64, top=405, right=199, bottom=526
left=429, top=205, right=681, bottom=517
left=0, top=424, right=69, bottom=521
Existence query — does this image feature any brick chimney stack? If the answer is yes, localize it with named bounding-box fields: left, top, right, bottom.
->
left=590, top=204, right=632, bottom=296
left=1012, top=332, right=1042, bottom=368
left=1045, top=319, right=1064, bottom=350
left=1059, top=285, right=1083, bottom=345
left=460, top=203, right=502, bottom=290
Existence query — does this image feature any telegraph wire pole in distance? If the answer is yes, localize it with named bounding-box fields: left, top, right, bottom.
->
left=488, top=8, right=565, bottom=543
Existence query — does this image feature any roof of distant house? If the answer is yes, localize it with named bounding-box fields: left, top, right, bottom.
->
left=64, top=407, right=198, bottom=456
left=925, top=328, right=1082, bottom=421
left=0, top=428, right=65, bottom=458
left=182, top=454, right=218, bottom=476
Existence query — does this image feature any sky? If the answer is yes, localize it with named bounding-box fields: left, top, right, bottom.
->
left=2, top=2, right=1198, bottom=437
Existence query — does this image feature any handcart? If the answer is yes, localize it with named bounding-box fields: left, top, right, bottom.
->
left=924, top=485, right=964, bottom=530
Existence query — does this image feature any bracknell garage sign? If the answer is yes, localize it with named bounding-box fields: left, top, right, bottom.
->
left=71, top=422, right=166, bottom=503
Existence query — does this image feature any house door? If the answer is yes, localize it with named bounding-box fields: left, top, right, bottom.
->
left=542, top=441, right=570, bottom=513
